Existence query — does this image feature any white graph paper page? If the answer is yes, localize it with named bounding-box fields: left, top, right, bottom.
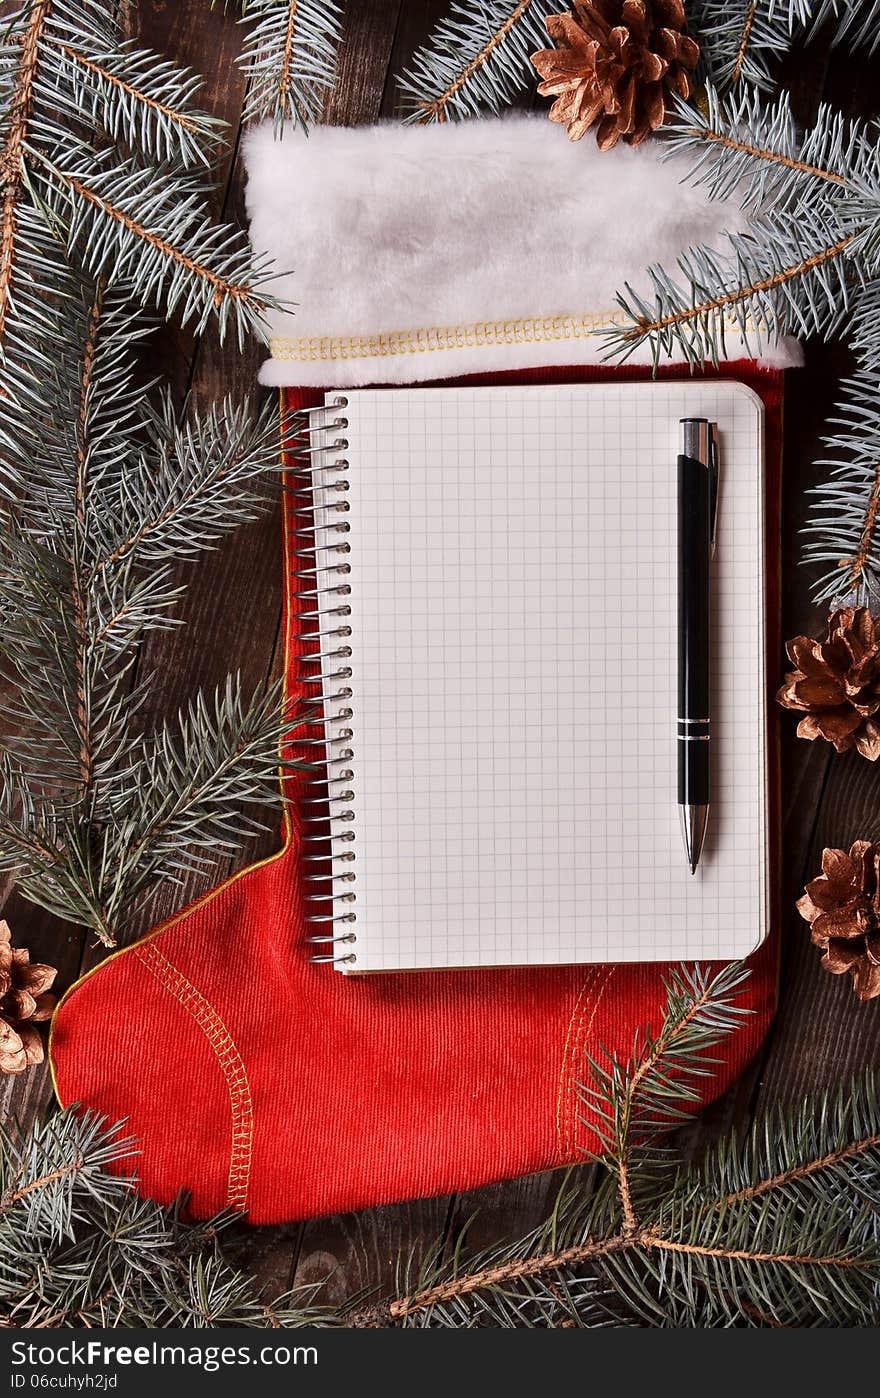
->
left=314, top=383, right=767, bottom=972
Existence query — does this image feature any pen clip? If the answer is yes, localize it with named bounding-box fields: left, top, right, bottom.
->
left=709, top=423, right=720, bottom=559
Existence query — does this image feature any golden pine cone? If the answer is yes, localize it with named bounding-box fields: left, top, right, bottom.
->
left=777, top=607, right=880, bottom=761
left=0, top=920, right=57, bottom=1075
left=797, top=842, right=880, bottom=1001
left=531, top=0, right=700, bottom=148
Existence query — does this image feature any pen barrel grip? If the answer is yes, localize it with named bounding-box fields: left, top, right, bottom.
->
left=677, top=452, right=712, bottom=806
left=678, top=736, right=709, bottom=805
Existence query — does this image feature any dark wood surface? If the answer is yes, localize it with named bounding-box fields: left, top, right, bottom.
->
left=3, top=0, right=880, bottom=1312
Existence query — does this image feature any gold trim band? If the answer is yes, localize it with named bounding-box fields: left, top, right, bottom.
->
left=269, top=313, right=626, bottom=363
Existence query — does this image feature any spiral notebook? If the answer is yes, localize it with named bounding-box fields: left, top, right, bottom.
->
left=300, top=382, right=768, bottom=973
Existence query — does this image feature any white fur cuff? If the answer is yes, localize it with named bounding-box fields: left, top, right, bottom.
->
left=244, top=116, right=801, bottom=388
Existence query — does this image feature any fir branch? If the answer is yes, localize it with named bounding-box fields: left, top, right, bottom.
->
left=807, top=0, right=880, bottom=53
left=49, top=41, right=224, bottom=167
left=841, top=165, right=880, bottom=278
left=1, top=0, right=283, bottom=352
left=661, top=89, right=860, bottom=207
left=361, top=1235, right=628, bottom=1326
left=608, top=226, right=855, bottom=367
left=583, top=962, right=751, bottom=1229
left=344, top=1169, right=879, bottom=1328
left=0, top=1110, right=136, bottom=1244
left=687, top=1, right=880, bottom=93
left=0, top=761, right=71, bottom=875
left=0, top=0, right=51, bottom=351
left=237, top=0, right=344, bottom=130
left=720, top=1130, right=880, bottom=1208
left=398, top=0, right=556, bottom=125
left=802, top=367, right=880, bottom=605
left=827, top=455, right=880, bottom=594
left=0, top=1110, right=324, bottom=1328
left=347, top=1221, right=873, bottom=1326
left=0, top=6, right=300, bottom=948
left=609, top=89, right=879, bottom=366
left=848, top=276, right=880, bottom=375
left=101, top=676, right=298, bottom=919
left=697, top=124, right=845, bottom=185
left=0, top=258, right=300, bottom=944
left=687, top=0, right=805, bottom=92
left=39, top=0, right=225, bottom=165
left=636, top=88, right=880, bottom=602
left=27, top=141, right=279, bottom=344
left=91, top=394, right=282, bottom=575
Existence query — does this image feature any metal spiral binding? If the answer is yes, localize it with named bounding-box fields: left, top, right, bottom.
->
left=286, top=398, right=358, bottom=966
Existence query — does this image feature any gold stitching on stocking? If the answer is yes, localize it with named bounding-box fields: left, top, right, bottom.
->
left=136, top=942, right=254, bottom=1211
left=555, top=966, right=616, bottom=1161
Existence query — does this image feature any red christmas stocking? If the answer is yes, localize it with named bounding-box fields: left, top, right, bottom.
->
left=50, top=360, right=782, bottom=1224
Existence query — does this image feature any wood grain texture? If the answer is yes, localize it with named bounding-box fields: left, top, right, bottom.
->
left=2, top=0, right=880, bottom=1317
left=324, top=0, right=405, bottom=124
left=381, top=0, right=450, bottom=119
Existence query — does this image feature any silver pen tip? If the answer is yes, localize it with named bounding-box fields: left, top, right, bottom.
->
left=680, top=805, right=709, bottom=874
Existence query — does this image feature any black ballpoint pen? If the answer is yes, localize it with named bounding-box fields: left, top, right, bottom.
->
left=678, top=418, right=718, bottom=874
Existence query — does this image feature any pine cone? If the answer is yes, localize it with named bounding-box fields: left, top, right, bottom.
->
left=777, top=607, right=880, bottom=761
left=797, top=842, right=880, bottom=1001
left=531, top=0, right=700, bottom=148
left=0, top=920, right=57, bottom=1075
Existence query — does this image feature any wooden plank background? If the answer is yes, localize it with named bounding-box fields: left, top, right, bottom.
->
left=3, top=0, right=880, bottom=1311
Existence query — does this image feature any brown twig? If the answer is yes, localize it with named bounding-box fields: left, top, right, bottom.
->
left=71, top=278, right=105, bottom=798
left=640, top=1232, right=867, bottom=1269
left=0, top=1, right=52, bottom=351
left=278, top=0, right=299, bottom=111
left=261, top=1302, right=282, bottom=1330
left=614, top=980, right=721, bottom=1233
left=741, top=1299, right=788, bottom=1328
left=617, top=1158, right=637, bottom=1234
left=379, top=1234, right=633, bottom=1322
left=345, top=1222, right=868, bottom=1325
left=416, top=0, right=534, bottom=124
left=731, top=1, right=757, bottom=85
left=687, top=125, right=847, bottom=185
left=0, top=1158, right=85, bottom=1212
left=545, top=1278, right=577, bottom=1326
left=721, top=1131, right=880, bottom=1208
left=839, top=464, right=880, bottom=590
